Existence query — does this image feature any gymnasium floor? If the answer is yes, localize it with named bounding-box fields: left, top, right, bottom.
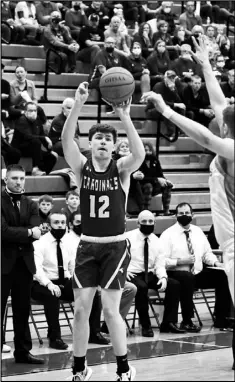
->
left=2, top=324, right=234, bottom=381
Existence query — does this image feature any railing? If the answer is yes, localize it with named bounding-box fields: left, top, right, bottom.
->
left=155, top=117, right=179, bottom=158
left=40, top=48, right=63, bottom=102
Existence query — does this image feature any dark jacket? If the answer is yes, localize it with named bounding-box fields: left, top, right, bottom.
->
left=220, top=81, right=235, bottom=98
left=133, top=34, right=154, bottom=59
left=139, top=155, right=164, bottom=182
left=182, top=84, right=211, bottom=113
left=126, top=54, right=148, bottom=80
left=11, top=115, right=47, bottom=148
left=157, top=10, right=177, bottom=35
left=42, top=23, right=75, bottom=52
left=171, top=57, right=202, bottom=80
left=1, top=190, right=40, bottom=275
left=49, top=112, right=80, bottom=145
left=147, top=50, right=171, bottom=76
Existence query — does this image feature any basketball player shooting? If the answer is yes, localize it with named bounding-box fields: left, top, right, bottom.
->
left=62, top=82, right=145, bottom=381
left=141, top=35, right=234, bottom=369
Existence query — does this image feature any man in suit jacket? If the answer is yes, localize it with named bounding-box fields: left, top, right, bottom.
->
left=1, top=164, right=44, bottom=364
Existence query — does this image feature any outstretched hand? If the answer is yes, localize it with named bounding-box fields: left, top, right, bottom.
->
left=75, top=82, right=89, bottom=105
left=113, top=97, right=132, bottom=119
left=191, top=35, right=210, bottom=67
left=140, top=92, right=167, bottom=114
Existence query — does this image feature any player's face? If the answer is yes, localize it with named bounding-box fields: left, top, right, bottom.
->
left=5, top=170, right=25, bottom=193
left=39, top=201, right=53, bottom=214
left=67, top=195, right=80, bottom=208
left=90, top=132, right=115, bottom=159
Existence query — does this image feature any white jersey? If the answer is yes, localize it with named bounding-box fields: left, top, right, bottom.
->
left=209, top=155, right=234, bottom=302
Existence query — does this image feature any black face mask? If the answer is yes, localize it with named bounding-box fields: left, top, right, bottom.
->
left=50, top=228, right=66, bottom=240
left=177, top=215, right=192, bottom=226
left=140, top=224, right=154, bottom=235
left=52, top=18, right=61, bottom=24
left=106, top=46, right=114, bottom=53
left=145, top=153, right=153, bottom=160
left=74, top=5, right=80, bottom=10
left=73, top=224, right=82, bottom=236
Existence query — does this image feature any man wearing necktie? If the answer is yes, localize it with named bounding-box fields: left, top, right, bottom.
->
left=160, top=202, right=232, bottom=332
left=1, top=164, right=44, bottom=364
left=126, top=210, right=185, bottom=337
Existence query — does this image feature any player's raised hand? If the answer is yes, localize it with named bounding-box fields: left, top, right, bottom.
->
left=141, top=92, right=167, bottom=114
left=191, top=35, right=210, bottom=67
left=113, top=97, right=132, bottom=119
left=75, top=82, right=89, bottom=105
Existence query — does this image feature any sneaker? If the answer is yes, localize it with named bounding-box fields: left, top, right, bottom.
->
left=2, top=344, right=11, bottom=353
left=115, top=365, right=136, bottom=381
left=70, top=367, right=93, bottom=381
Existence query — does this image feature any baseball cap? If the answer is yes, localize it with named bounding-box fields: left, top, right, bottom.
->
left=89, top=14, right=99, bottom=22
left=165, top=70, right=177, bottom=79
left=51, top=11, right=62, bottom=20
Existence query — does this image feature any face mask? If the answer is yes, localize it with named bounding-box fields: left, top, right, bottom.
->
left=178, top=31, right=185, bottom=40
left=52, top=18, right=61, bottom=24
left=164, top=7, right=171, bottom=13
left=181, top=53, right=191, bottom=60
left=145, top=153, right=152, bottom=160
left=106, top=46, right=114, bottom=53
left=74, top=5, right=80, bottom=10
left=73, top=224, right=82, bottom=236
left=50, top=228, right=66, bottom=240
left=133, top=48, right=141, bottom=56
left=177, top=215, right=192, bottom=226
left=140, top=224, right=154, bottom=235
left=157, top=47, right=165, bottom=53
left=217, top=62, right=225, bottom=68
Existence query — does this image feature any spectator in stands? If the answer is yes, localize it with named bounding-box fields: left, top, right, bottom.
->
left=43, top=11, right=80, bottom=73
left=2, top=164, right=44, bottom=364
left=182, top=75, right=215, bottom=127
left=65, top=1, right=88, bottom=41
left=152, top=20, right=173, bottom=48
left=85, top=1, right=110, bottom=30
left=38, top=194, right=54, bottom=235
left=89, top=36, right=130, bottom=91
left=127, top=42, right=151, bottom=103
left=205, top=25, right=220, bottom=58
left=171, top=44, right=202, bottom=84
left=213, top=54, right=229, bottom=82
left=172, top=25, right=187, bottom=49
left=61, top=190, right=80, bottom=224
left=120, top=1, right=140, bottom=28
left=2, top=122, right=21, bottom=167
left=160, top=202, right=233, bottom=331
left=136, top=142, right=174, bottom=215
left=126, top=209, right=184, bottom=336
left=112, top=3, right=130, bottom=38
left=133, top=22, right=154, bottom=59
left=155, top=1, right=177, bottom=35
left=76, top=14, right=104, bottom=64
left=11, top=102, right=58, bottom=176
left=147, top=40, right=171, bottom=87
left=1, top=0, right=25, bottom=44
left=104, top=16, right=130, bottom=56
left=36, top=0, right=59, bottom=27
left=145, top=70, right=186, bottom=138
left=1, top=63, right=11, bottom=124
left=48, top=98, right=80, bottom=157
left=179, top=0, right=203, bottom=37
left=138, top=1, right=158, bottom=24
left=221, top=69, right=235, bottom=101
left=32, top=211, right=74, bottom=350
left=15, top=1, right=42, bottom=45
left=216, top=25, right=231, bottom=58
left=185, top=24, right=205, bottom=52
left=9, top=65, right=48, bottom=125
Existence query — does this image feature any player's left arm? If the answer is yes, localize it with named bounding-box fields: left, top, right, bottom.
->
left=141, top=92, right=234, bottom=161
left=114, top=100, right=146, bottom=174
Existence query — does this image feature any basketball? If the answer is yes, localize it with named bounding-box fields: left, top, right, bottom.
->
left=99, top=67, right=135, bottom=105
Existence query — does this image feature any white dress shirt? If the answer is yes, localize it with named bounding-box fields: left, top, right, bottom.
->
left=160, top=222, right=218, bottom=275
left=33, top=232, right=75, bottom=287
left=126, top=228, right=167, bottom=280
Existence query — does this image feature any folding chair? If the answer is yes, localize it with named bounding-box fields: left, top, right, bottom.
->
left=132, top=289, right=163, bottom=330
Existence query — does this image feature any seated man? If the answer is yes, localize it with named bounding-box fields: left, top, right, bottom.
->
left=15, top=0, right=42, bottom=44
left=42, top=11, right=80, bottom=73
left=11, top=102, right=58, bottom=176
left=182, top=75, right=215, bottom=127
left=126, top=209, right=185, bottom=337
left=104, top=16, right=130, bottom=57
left=76, top=14, right=104, bottom=65
left=160, top=202, right=232, bottom=331
left=61, top=190, right=80, bottom=224
left=36, top=0, right=59, bottom=27
left=220, top=69, right=235, bottom=104
left=65, top=1, right=88, bottom=41
left=171, top=44, right=203, bottom=84
left=85, top=1, right=109, bottom=31
left=178, top=0, right=203, bottom=37
left=136, top=141, right=174, bottom=215
left=48, top=98, right=80, bottom=157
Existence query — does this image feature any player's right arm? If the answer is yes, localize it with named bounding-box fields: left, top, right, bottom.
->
left=61, top=83, right=89, bottom=187
left=191, top=36, right=227, bottom=133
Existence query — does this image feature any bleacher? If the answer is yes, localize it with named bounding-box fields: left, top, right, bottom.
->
left=2, top=40, right=215, bottom=235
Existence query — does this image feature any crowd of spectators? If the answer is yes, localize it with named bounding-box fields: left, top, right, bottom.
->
left=1, top=1, right=235, bottom=354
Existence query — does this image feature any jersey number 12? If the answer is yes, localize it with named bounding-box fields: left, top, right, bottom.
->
left=90, top=195, right=110, bottom=218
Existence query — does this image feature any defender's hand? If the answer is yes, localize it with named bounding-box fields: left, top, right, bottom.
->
left=141, top=92, right=167, bottom=114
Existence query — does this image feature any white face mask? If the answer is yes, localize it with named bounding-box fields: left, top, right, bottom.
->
left=178, top=31, right=185, bottom=40
left=133, top=48, right=141, bottom=55
left=217, top=62, right=225, bottom=68
left=164, top=7, right=171, bottom=13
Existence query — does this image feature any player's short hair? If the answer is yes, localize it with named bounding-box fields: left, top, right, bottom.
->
left=6, top=164, right=25, bottom=174
left=38, top=194, right=54, bottom=204
left=65, top=190, right=80, bottom=200
left=175, top=202, right=193, bottom=215
left=223, top=105, right=235, bottom=138
left=89, top=124, right=118, bottom=143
